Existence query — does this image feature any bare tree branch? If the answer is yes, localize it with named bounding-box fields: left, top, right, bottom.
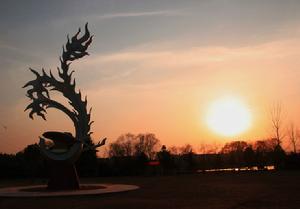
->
left=288, top=122, right=298, bottom=153
left=269, top=102, right=285, bottom=146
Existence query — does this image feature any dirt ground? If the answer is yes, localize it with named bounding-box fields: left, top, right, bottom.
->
left=0, top=171, right=300, bottom=209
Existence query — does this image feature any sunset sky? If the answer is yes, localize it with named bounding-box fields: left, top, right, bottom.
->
left=1, top=0, right=300, bottom=154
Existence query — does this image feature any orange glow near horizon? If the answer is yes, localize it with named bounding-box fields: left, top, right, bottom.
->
left=1, top=38, right=300, bottom=154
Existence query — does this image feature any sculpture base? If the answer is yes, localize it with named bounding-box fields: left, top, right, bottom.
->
left=47, top=162, right=80, bottom=190
left=0, top=184, right=139, bottom=197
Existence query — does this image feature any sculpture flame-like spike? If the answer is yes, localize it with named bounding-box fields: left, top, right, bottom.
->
left=23, top=23, right=105, bottom=164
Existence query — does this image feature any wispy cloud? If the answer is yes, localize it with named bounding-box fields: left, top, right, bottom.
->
left=74, top=37, right=300, bottom=93
left=93, top=10, right=183, bottom=20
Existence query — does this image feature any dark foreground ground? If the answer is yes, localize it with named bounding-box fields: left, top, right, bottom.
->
left=0, top=171, right=300, bottom=209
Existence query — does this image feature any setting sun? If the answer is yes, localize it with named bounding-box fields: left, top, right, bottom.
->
left=206, top=97, right=251, bottom=137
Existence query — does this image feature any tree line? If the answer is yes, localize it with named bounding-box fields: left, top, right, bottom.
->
left=0, top=132, right=300, bottom=178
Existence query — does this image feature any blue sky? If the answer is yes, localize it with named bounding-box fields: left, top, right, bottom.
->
left=1, top=0, right=300, bottom=105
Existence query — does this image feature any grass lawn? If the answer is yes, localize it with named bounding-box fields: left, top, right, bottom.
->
left=0, top=171, right=300, bottom=209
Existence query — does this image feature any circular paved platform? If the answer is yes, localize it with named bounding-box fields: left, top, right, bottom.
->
left=0, top=184, right=139, bottom=197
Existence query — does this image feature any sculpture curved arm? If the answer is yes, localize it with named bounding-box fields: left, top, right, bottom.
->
left=23, top=23, right=106, bottom=162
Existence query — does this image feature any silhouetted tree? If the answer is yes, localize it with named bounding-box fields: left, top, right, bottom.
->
left=109, top=142, right=126, bottom=157
left=109, top=133, right=136, bottom=157
left=178, top=144, right=197, bottom=172
left=106, top=133, right=159, bottom=175
left=135, top=133, right=160, bottom=159
left=221, top=141, right=248, bottom=167
left=180, top=144, right=193, bottom=155
left=254, top=138, right=276, bottom=168
left=270, top=102, right=285, bottom=146
left=169, top=146, right=179, bottom=155
left=288, top=122, right=298, bottom=153
left=109, top=133, right=160, bottom=159
left=221, top=141, right=248, bottom=154
left=254, top=139, right=276, bottom=153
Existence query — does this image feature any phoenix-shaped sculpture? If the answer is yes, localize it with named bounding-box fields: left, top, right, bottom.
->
left=23, top=24, right=106, bottom=189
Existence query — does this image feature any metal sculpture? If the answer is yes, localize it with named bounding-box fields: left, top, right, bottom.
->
left=23, top=23, right=106, bottom=190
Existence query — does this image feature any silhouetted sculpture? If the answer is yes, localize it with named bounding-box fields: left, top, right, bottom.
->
left=23, top=23, right=106, bottom=190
